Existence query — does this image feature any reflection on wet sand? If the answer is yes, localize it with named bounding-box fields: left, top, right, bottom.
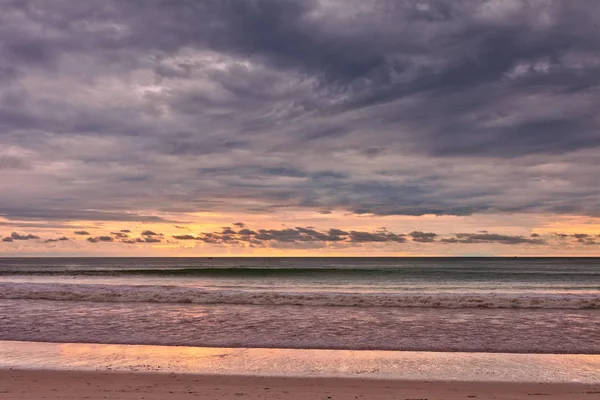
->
left=1, top=341, right=599, bottom=383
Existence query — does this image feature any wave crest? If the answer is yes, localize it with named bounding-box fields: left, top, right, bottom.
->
left=1, top=283, right=598, bottom=309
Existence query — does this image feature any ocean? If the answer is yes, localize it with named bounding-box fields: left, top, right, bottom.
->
left=0, top=257, right=598, bottom=353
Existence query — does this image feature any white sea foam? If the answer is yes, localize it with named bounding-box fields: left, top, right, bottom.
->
left=1, top=282, right=598, bottom=309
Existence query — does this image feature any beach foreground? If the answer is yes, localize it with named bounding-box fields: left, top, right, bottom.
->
left=1, top=341, right=599, bottom=399
left=2, top=370, right=599, bottom=400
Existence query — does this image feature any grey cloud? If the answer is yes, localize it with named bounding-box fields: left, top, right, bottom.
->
left=74, top=231, right=90, bottom=235
left=441, top=233, right=546, bottom=245
left=10, top=232, right=40, bottom=240
left=222, top=227, right=236, bottom=235
left=362, top=147, right=382, bottom=158
left=572, top=234, right=589, bottom=239
left=237, top=229, right=257, bottom=235
left=0, top=209, right=180, bottom=223
left=111, top=232, right=129, bottom=238
left=171, top=226, right=408, bottom=247
left=172, top=234, right=197, bottom=240
left=0, top=155, right=29, bottom=170
left=0, top=0, right=599, bottom=222
left=348, top=231, right=406, bottom=243
left=135, top=236, right=162, bottom=243
left=328, top=228, right=348, bottom=236
left=44, top=236, right=69, bottom=243
left=2, top=237, right=13, bottom=242
left=0, top=221, right=86, bottom=229
left=120, top=236, right=162, bottom=244
left=87, top=236, right=114, bottom=243
left=141, top=230, right=161, bottom=236
left=167, top=226, right=563, bottom=247
left=409, top=231, right=437, bottom=243
left=548, top=233, right=600, bottom=246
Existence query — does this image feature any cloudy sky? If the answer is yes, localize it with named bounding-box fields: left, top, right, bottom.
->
left=1, top=0, right=599, bottom=256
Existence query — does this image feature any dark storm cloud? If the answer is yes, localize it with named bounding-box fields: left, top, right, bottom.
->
left=1, top=1, right=600, bottom=220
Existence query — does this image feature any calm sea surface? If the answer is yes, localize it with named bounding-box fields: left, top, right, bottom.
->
left=0, top=257, right=598, bottom=353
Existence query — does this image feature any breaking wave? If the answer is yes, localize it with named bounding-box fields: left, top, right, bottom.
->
left=1, top=282, right=598, bottom=309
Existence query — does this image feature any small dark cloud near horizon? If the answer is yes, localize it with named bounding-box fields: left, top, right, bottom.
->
left=441, top=233, right=546, bottom=245
left=141, top=230, right=162, bottom=236
left=9, top=232, right=40, bottom=241
left=135, top=236, right=162, bottom=243
left=166, top=226, right=564, bottom=248
left=173, top=234, right=197, bottom=240
left=119, top=232, right=164, bottom=244
left=409, top=231, right=438, bottom=243
left=222, top=227, right=236, bottom=235
left=87, top=236, right=114, bottom=243
left=74, top=231, right=90, bottom=235
left=111, top=232, right=129, bottom=239
left=45, top=237, right=69, bottom=243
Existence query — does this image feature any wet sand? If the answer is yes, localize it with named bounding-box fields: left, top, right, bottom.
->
left=1, top=369, right=599, bottom=400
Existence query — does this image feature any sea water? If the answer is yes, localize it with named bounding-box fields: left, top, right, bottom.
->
left=0, top=257, right=598, bottom=353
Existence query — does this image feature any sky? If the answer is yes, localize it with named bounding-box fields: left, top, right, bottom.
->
left=1, top=0, right=599, bottom=256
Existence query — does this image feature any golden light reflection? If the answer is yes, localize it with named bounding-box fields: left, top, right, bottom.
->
left=1, top=212, right=600, bottom=256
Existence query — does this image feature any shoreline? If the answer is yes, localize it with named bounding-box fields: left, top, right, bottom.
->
left=2, top=369, right=599, bottom=400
